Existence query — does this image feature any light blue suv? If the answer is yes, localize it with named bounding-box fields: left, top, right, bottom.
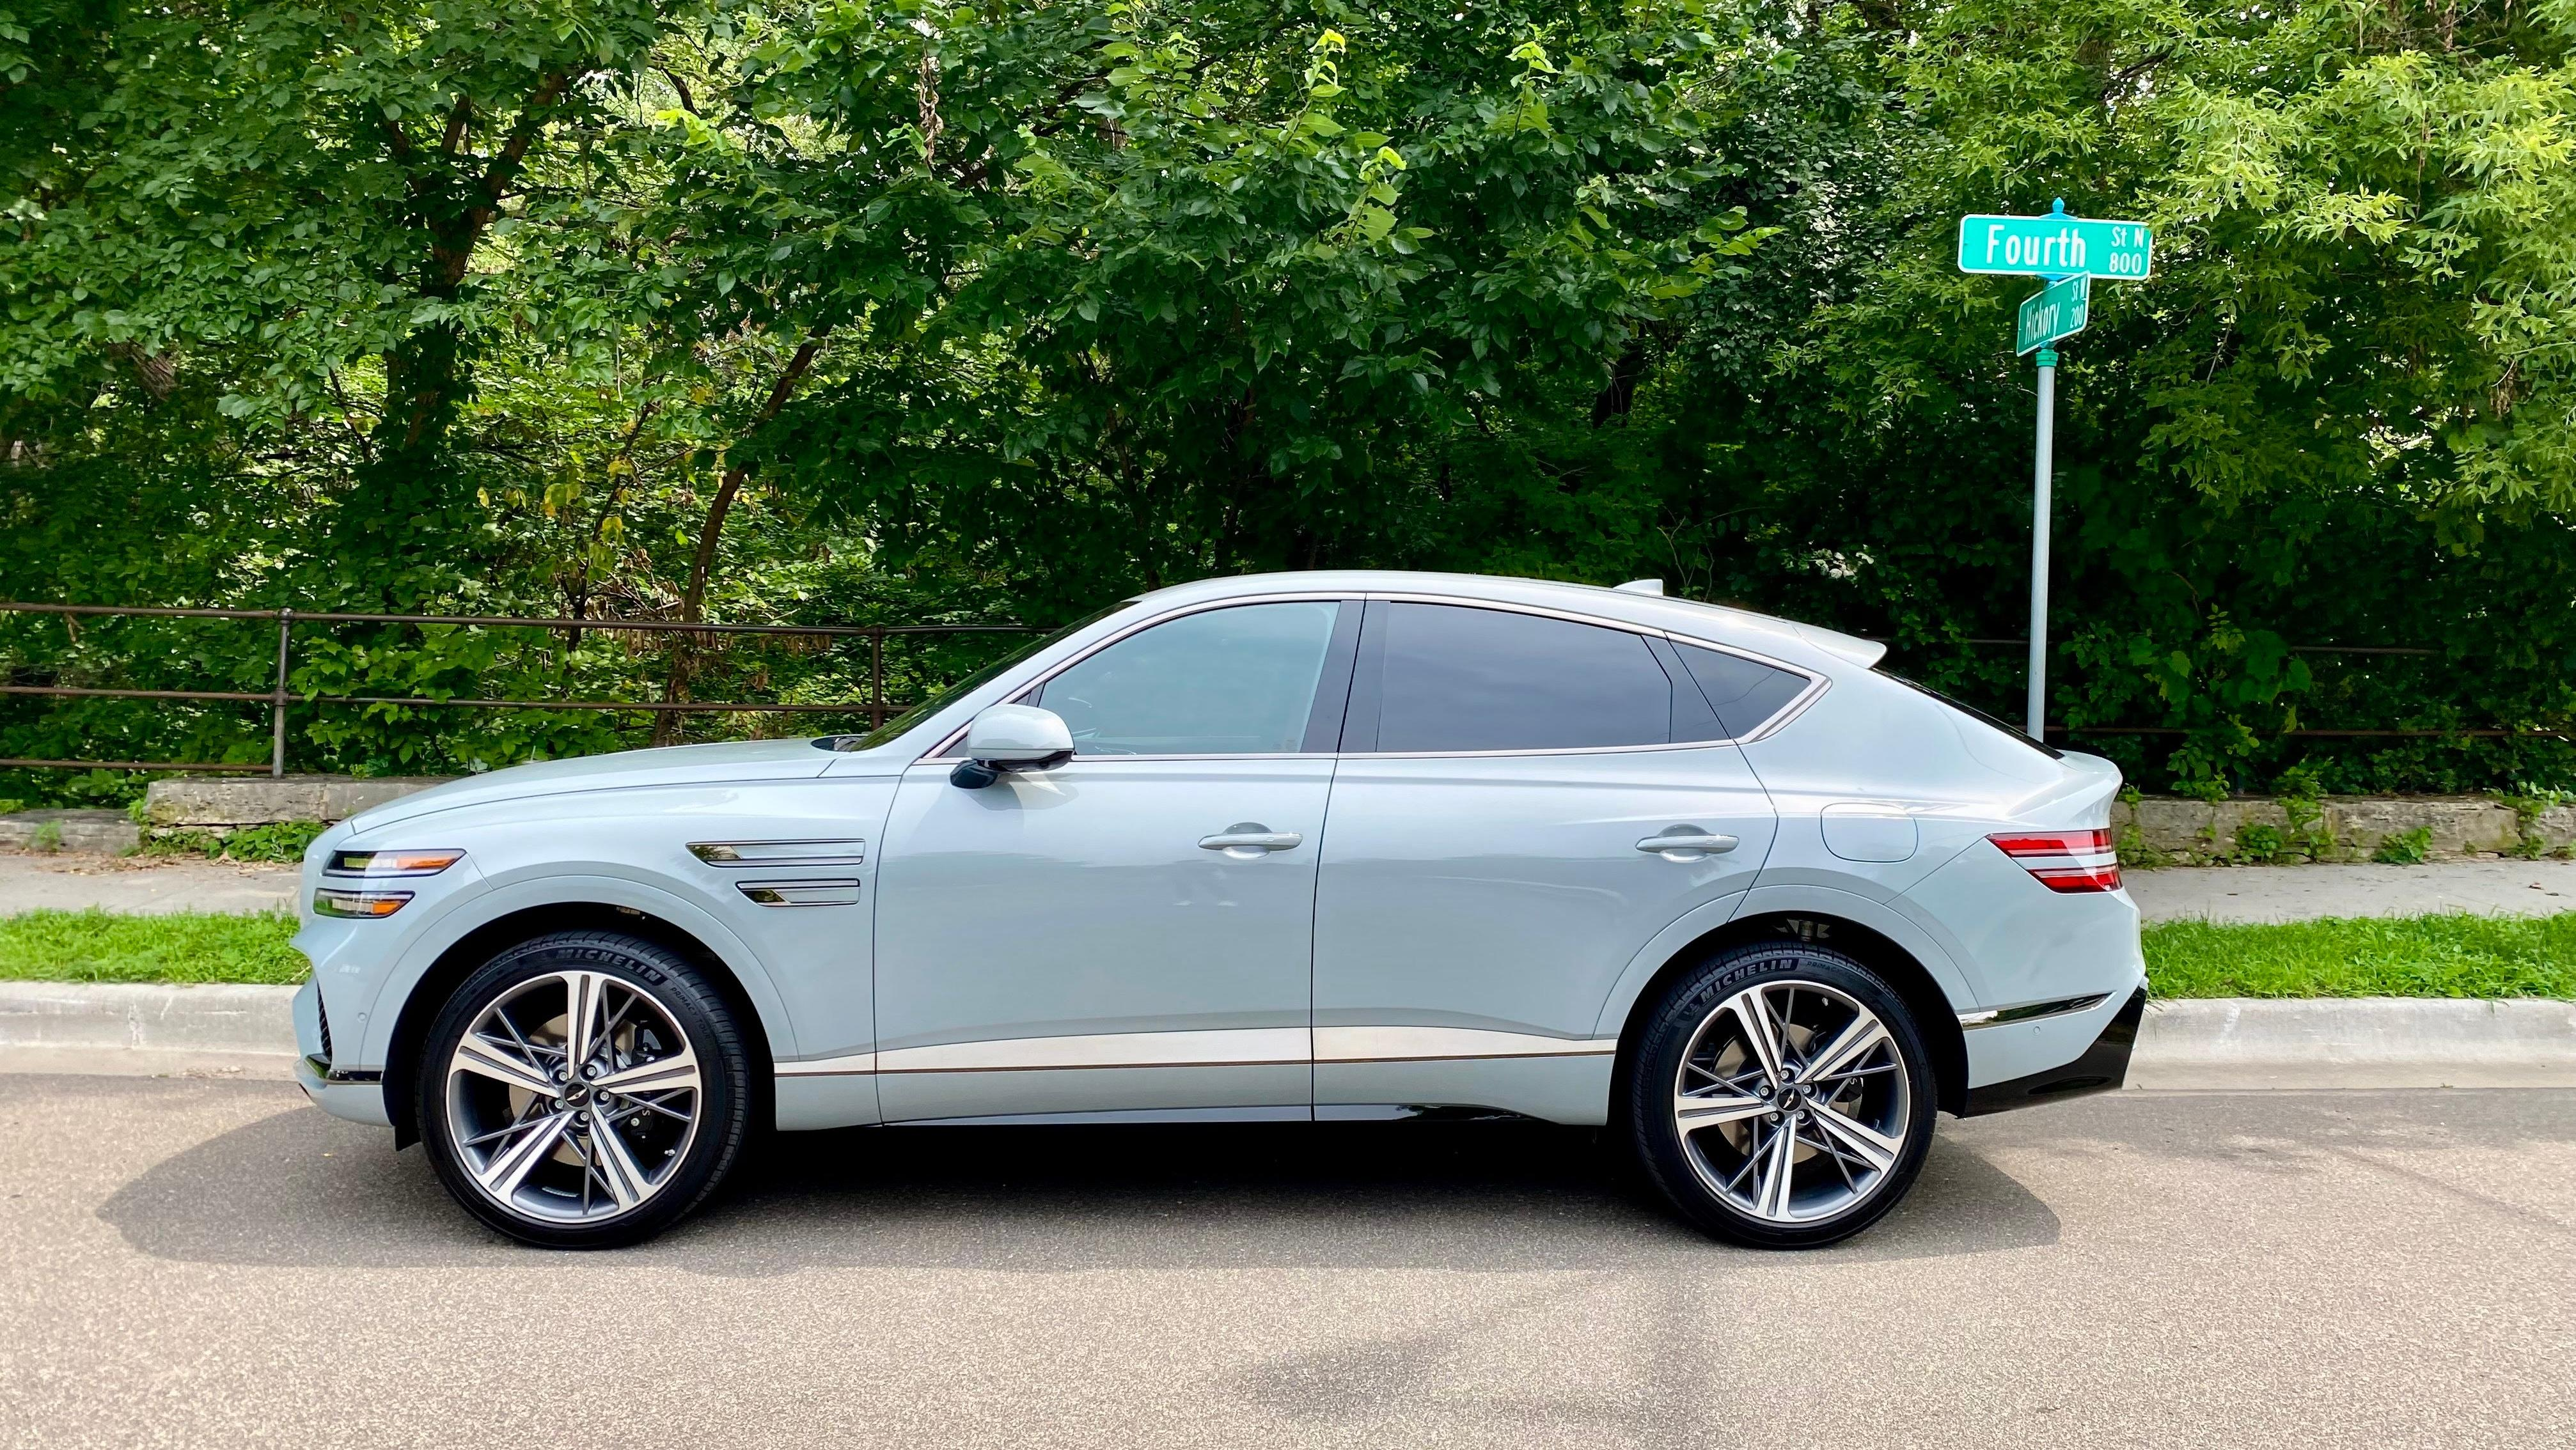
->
left=294, top=572, right=2146, bottom=1248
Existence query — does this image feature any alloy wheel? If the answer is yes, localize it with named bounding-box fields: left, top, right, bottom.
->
left=444, top=970, right=702, bottom=1224
left=1669, top=979, right=1912, bottom=1224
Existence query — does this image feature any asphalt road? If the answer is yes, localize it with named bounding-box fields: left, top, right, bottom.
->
left=3, top=1075, right=2571, bottom=1449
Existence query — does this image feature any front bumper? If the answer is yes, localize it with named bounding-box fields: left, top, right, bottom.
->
left=1958, top=983, right=2148, bottom=1117
left=291, top=978, right=393, bottom=1126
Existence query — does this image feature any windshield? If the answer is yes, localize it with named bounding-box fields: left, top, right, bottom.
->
left=843, top=603, right=1127, bottom=751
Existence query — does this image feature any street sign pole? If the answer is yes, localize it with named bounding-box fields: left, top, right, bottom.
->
left=1963, top=198, right=2147, bottom=742
left=2027, top=348, right=2056, bottom=742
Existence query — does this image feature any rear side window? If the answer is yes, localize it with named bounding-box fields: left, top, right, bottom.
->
left=1359, top=603, right=1671, bottom=752
left=1673, top=643, right=1811, bottom=739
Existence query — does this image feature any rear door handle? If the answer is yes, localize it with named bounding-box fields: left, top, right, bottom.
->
left=1200, top=825, right=1304, bottom=855
left=1637, top=830, right=1739, bottom=857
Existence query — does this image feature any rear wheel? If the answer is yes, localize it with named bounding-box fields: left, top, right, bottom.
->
left=1624, top=941, right=1935, bottom=1249
left=418, top=931, right=752, bottom=1248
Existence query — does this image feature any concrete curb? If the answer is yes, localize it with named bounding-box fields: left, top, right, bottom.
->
left=2139, top=997, right=2576, bottom=1068
left=0, top=981, right=298, bottom=1054
left=6, top=985, right=2575, bottom=1086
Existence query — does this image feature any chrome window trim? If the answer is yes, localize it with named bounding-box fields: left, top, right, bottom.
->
left=917, top=591, right=1354, bottom=763
left=1656, top=627, right=1832, bottom=745
left=916, top=588, right=1832, bottom=764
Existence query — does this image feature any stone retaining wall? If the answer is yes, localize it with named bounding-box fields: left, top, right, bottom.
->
left=7, top=776, right=2570, bottom=865
left=2111, top=795, right=2576, bottom=864
left=0, top=809, right=141, bottom=854
left=142, top=775, right=453, bottom=832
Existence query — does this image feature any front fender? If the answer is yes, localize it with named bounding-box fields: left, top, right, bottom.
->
left=343, top=869, right=803, bottom=1074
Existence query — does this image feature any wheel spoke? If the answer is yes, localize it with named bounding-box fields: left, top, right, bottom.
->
left=455, top=1033, right=558, bottom=1098
left=460, top=1098, right=549, bottom=1148
left=595, top=1043, right=697, bottom=1094
left=1673, top=1088, right=1770, bottom=1132
left=1799, top=1117, right=1860, bottom=1192
left=1723, top=988, right=1789, bottom=1088
left=1798, top=1013, right=1890, bottom=1086
left=475, top=1111, right=570, bottom=1200
left=561, top=971, right=610, bottom=1071
left=1807, top=1101, right=1901, bottom=1173
left=1755, top=1113, right=1800, bottom=1220
left=609, top=1089, right=693, bottom=1125
left=588, top=1119, right=654, bottom=1210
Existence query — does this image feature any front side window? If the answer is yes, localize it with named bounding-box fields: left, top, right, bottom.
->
left=1036, top=601, right=1344, bottom=756
left=1366, top=603, right=1672, bottom=752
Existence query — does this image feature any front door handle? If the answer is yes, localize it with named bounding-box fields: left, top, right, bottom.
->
left=1637, top=829, right=1739, bottom=857
left=1200, top=823, right=1304, bottom=857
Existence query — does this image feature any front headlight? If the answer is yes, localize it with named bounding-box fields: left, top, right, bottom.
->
left=325, top=848, right=466, bottom=878
left=314, top=848, right=462, bottom=918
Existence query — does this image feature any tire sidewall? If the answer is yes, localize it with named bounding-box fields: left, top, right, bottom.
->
left=418, top=932, right=751, bottom=1249
left=1626, top=941, right=1936, bottom=1249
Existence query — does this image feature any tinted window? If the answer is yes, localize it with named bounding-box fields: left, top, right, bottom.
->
left=1674, top=643, right=1811, bottom=738
left=1037, top=602, right=1341, bottom=755
left=1369, top=604, right=1670, bottom=752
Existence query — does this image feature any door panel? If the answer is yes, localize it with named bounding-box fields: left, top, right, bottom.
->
left=1313, top=747, right=1777, bottom=1041
left=871, top=758, right=1330, bottom=1121
left=1314, top=597, right=1779, bottom=1118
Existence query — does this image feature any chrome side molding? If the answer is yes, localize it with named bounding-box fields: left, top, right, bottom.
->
left=689, top=839, right=868, bottom=866
left=1957, top=993, right=2111, bottom=1029
left=737, top=879, right=864, bottom=908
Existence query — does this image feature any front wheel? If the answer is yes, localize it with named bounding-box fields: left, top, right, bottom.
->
left=418, top=931, right=753, bottom=1248
left=1624, top=941, right=1936, bottom=1249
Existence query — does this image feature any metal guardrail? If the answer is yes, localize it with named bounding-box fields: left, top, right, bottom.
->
left=0, top=602, right=1033, bottom=776
left=0, top=602, right=2556, bottom=777
left=1929, top=636, right=2547, bottom=740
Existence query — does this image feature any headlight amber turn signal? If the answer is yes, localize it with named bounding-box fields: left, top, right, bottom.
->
left=313, top=888, right=414, bottom=919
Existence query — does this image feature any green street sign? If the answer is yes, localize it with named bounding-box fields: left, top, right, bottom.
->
left=1959, top=209, right=2152, bottom=280
left=2016, top=273, right=2090, bottom=355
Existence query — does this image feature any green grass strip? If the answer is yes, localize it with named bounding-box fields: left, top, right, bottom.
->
left=0, top=908, right=2571, bottom=999
left=0, top=909, right=308, bottom=985
left=2143, top=913, right=2576, bottom=999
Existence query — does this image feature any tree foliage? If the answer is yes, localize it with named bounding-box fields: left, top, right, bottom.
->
left=6, top=0, right=2576, bottom=802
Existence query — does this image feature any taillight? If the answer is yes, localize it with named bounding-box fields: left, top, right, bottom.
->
left=1988, top=829, right=2121, bottom=893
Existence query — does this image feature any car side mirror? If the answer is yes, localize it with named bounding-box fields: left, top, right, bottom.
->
left=951, top=704, right=1075, bottom=788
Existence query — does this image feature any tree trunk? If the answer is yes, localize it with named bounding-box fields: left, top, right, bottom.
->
left=650, top=331, right=831, bottom=746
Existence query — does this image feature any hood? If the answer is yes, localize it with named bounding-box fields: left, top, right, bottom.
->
left=340, top=738, right=835, bottom=839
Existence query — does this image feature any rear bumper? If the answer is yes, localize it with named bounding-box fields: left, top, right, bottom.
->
left=1958, top=984, right=2147, bottom=1117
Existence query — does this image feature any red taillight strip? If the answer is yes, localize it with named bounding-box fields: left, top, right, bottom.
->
left=1988, top=829, right=2121, bottom=893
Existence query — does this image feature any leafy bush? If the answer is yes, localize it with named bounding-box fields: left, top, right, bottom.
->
left=143, top=820, right=326, bottom=863
left=2372, top=828, right=2435, bottom=866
